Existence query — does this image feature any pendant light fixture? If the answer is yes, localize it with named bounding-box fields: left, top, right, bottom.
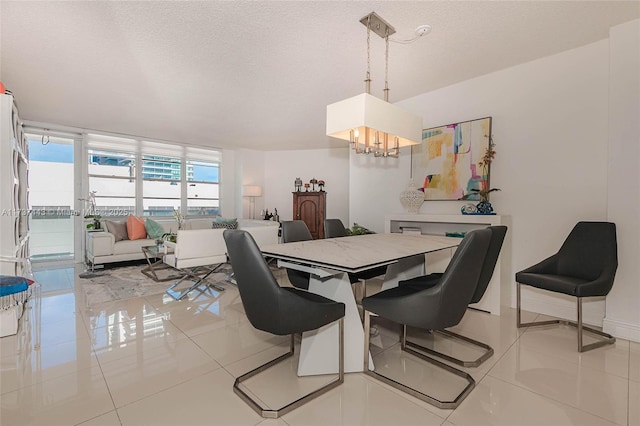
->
left=326, top=12, right=423, bottom=158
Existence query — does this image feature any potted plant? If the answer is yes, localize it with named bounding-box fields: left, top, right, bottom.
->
left=460, top=137, right=500, bottom=214
left=346, top=223, right=375, bottom=236
left=85, top=214, right=102, bottom=230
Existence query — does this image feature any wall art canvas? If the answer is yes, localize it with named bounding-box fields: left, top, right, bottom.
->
left=411, top=117, right=492, bottom=201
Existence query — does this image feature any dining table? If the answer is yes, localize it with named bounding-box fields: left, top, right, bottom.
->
left=260, top=233, right=461, bottom=376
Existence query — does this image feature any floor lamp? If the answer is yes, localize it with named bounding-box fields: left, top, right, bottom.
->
left=243, top=185, right=262, bottom=220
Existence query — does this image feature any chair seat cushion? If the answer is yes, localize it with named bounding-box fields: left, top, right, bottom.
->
left=399, top=273, right=442, bottom=289
left=516, top=272, right=588, bottom=296
left=274, top=287, right=345, bottom=335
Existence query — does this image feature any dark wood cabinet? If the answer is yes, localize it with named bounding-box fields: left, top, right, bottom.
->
left=293, top=192, right=326, bottom=239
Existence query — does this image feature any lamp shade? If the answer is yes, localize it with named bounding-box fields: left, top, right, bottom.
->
left=326, top=93, right=423, bottom=147
left=243, top=185, right=263, bottom=197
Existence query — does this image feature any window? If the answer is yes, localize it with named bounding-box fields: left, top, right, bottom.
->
left=187, top=159, right=220, bottom=216
left=142, top=155, right=181, bottom=216
left=87, top=150, right=136, bottom=217
left=85, top=133, right=222, bottom=218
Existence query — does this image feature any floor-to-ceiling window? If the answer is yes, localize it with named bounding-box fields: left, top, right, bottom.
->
left=27, top=133, right=77, bottom=261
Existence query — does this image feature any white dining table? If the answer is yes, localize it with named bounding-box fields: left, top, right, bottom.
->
left=260, top=233, right=461, bottom=376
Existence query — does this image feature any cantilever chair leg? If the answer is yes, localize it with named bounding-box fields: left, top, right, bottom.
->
left=364, top=311, right=475, bottom=409
left=234, top=318, right=344, bottom=419
left=166, top=263, right=225, bottom=300
left=516, top=283, right=616, bottom=352
left=405, top=328, right=494, bottom=368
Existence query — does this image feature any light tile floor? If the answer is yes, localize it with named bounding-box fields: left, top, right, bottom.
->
left=1, top=263, right=638, bottom=426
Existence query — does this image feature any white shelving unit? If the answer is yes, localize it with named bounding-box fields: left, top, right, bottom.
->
left=385, top=213, right=504, bottom=315
left=1, top=93, right=31, bottom=337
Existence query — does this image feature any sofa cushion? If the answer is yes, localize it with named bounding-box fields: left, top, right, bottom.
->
left=127, top=215, right=148, bottom=240
left=106, top=220, right=129, bottom=242
left=212, top=221, right=238, bottom=230
left=112, top=239, right=155, bottom=255
left=215, top=216, right=237, bottom=224
left=145, top=218, right=165, bottom=239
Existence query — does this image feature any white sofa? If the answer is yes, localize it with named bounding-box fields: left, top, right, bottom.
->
left=86, top=218, right=279, bottom=268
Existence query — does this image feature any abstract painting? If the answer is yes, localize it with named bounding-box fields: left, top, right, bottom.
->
left=411, top=117, right=492, bottom=201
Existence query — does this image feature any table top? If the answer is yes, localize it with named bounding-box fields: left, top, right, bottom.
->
left=261, top=233, right=461, bottom=273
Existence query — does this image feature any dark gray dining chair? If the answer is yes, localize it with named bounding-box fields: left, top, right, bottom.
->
left=516, top=221, right=617, bottom=352
left=399, top=225, right=507, bottom=367
left=223, top=229, right=345, bottom=418
left=280, top=220, right=313, bottom=290
left=362, top=228, right=491, bottom=409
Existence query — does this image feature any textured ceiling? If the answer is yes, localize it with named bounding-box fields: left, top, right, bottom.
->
left=1, top=1, right=638, bottom=151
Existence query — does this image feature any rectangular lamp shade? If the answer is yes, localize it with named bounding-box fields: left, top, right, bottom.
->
left=326, top=93, right=423, bottom=147
left=243, top=185, right=262, bottom=197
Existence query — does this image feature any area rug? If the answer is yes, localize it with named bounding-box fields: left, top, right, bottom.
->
left=79, top=263, right=234, bottom=305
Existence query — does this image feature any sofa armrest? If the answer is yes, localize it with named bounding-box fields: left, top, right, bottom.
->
left=86, top=231, right=115, bottom=257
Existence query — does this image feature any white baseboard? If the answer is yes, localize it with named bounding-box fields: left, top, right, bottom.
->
left=603, top=318, right=640, bottom=343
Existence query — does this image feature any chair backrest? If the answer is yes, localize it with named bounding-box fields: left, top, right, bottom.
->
left=470, top=225, right=508, bottom=304
left=223, top=229, right=282, bottom=333
left=324, top=219, right=347, bottom=238
left=281, top=220, right=313, bottom=243
left=280, top=220, right=312, bottom=289
left=556, top=221, right=617, bottom=289
left=416, top=228, right=491, bottom=330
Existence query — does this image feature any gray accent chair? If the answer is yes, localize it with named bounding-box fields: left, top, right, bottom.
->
left=516, top=221, right=617, bottom=352
left=223, top=229, right=345, bottom=418
left=280, top=220, right=313, bottom=290
left=399, top=225, right=507, bottom=367
left=362, top=228, right=491, bottom=409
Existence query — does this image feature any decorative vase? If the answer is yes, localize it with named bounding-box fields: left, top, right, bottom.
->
left=476, top=201, right=494, bottom=214
left=399, top=180, right=424, bottom=214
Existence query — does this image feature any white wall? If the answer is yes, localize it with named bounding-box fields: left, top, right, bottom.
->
left=264, top=148, right=349, bottom=224
left=351, top=39, right=614, bottom=326
left=604, top=20, right=640, bottom=342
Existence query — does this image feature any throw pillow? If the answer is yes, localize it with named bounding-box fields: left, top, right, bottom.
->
left=145, top=218, right=165, bottom=240
left=127, top=215, right=147, bottom=240
left=212, top=221, right=238, bottom=230
left=214, top=216, right=238, bottom=225
left=105, top=220, right=129, bottom=242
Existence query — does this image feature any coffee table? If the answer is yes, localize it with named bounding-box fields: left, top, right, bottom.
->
left=141, top=245, right=184, bottom=282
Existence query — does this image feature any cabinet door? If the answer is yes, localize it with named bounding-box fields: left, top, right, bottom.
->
left=293, top=193, right=326, bottom=239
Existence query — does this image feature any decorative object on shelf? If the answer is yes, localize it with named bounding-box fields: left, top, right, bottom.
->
left=304, top=183, right=310, bottom=192
left=399, top=179, right=424, bottom=214
left=445, top=231, right=467, bottom=238
left=476, top=201, right=494, bottom=214
left=318, top=180, right=325, bottom=192
left=346, top=223, right=375, bottom=236
left=310, top=178, right=318, bottom=191
left=326, top=12, right=422, bottom=158
left=81, top=190, right=102, bottom=229
left=412, top=117, right=493, bottom=200
left=85, top=214, right=102, bottom=230
left=461, top=203, right=478, bottom=214
left=294, top=177, right=303, bottom=192
left=460, top=136, right=500, bottom=214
